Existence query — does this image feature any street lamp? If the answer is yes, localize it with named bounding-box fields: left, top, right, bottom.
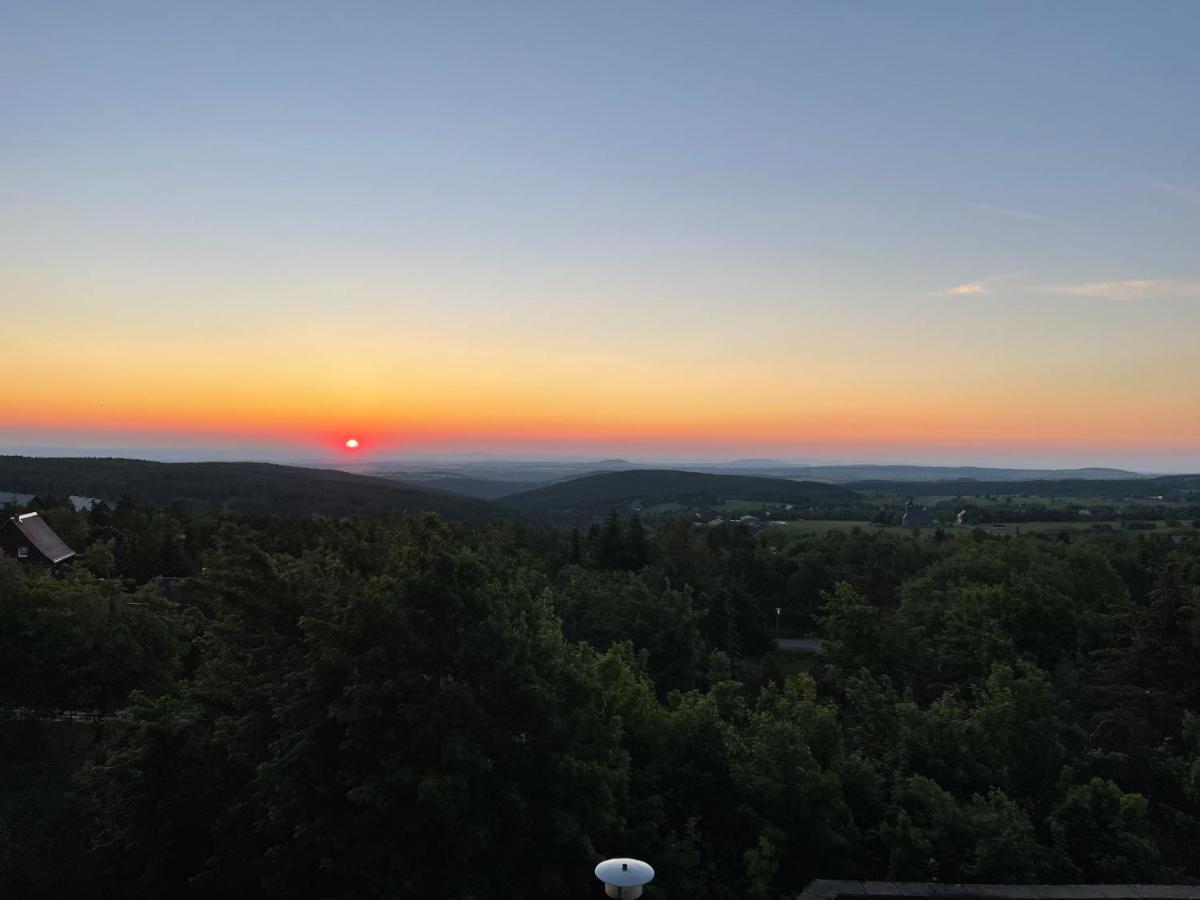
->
left=775, top=607, right=782, bottom=637
left=595, top=858, right=654, bottom=899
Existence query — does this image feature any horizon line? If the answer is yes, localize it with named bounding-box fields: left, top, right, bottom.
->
left=0, top=447, right=1187, bottom=476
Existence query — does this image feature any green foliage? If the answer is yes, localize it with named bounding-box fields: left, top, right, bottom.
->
left=0, top=558, right=187, bottom=712
left=555, top=566, right=704, bottom=693
left=1049, top=777, right=1162, bottom=880
left=819, top=581, right=898, bottom=673
left=3, top=507, right=1200, bottom=897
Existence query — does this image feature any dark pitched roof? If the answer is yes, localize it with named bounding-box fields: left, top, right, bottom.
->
left=902, top=507, right=932, bottom=526
left=798, top=881, right=1200, bottom=900
left=5, top=512, right=75, bottom=563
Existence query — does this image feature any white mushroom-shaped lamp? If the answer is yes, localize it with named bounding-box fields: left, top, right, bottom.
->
left=594, top=858, right=655, bottom=899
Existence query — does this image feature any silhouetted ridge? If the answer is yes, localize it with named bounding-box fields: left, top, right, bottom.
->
left=504, top=468, right=855, bottom=521
left=0, top=456, right=497, bottom=520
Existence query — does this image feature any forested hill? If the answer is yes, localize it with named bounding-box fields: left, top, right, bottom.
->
left=504, top=468, right=856, bottom=520
left=847, top=473, right=1200, bottom=500
left=0, top=456, right=496, bottom=520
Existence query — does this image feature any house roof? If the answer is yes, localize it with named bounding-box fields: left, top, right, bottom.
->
left=902, top=507, right=932, bottom=525
left=6, top=512, right=76, bottom=563
left=69, top=495, right=108, bottom=512
left=798, top=881, right=1200, bottom=900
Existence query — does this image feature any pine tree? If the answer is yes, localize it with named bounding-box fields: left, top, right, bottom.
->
left=626, top=513, right=648, bottom=570
left=596, top=508, right=623, bottom=569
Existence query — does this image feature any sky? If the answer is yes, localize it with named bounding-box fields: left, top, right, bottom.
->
left=2, top=1, right=1198, bottom=470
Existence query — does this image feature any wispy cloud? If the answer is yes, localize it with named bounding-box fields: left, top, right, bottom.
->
left=938, top=271, right=1028, bottom=297
left=968, top=202, right=1056, bottom=226
left=1040, top=279, right=1200, bottom=301
left=939, top=273, right=1200, bottom=301
left=946, top=280, right=987, bottom=295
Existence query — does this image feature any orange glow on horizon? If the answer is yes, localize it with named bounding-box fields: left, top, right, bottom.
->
left=4, top=311, right=1197, bottom=466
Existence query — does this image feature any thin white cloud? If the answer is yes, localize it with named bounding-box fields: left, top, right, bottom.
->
left=1040, top=279, right=1200, bottom=301
left=937, top=271, right=1029, bottom=297
left=946, top=281, right=986, bottom=295
left=939, top=272, right=1199, bottom=302
left=968, top=203, right=1056, bottom=226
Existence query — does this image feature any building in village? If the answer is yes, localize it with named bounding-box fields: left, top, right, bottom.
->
left=901, top=499, right=932, bottom=527
left=0, top=512, right=76, bottom=566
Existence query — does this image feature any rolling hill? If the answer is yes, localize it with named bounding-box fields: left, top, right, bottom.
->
left=503, top=469, right=858, bottom=522
left=380, top=472, right=538, bottom=500
left=0, top=456, right=498, bottom=521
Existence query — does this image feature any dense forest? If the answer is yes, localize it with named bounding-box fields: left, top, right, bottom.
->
left=3, top=493, right=1200, bottom=898
left=0, top=456, right=495, bottom=520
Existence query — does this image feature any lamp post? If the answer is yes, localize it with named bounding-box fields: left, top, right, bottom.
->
left=595, top=858, right=654, bottom=899
left=775, top=607, right=782, bottom=638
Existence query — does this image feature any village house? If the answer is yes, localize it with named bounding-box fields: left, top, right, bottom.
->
left=902, top=499, right=932, bottom=527
left=0, top=512, right=76, bottom=566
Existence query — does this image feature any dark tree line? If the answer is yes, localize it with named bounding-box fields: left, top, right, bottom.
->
left=2, top=500, right=1200, bottom=898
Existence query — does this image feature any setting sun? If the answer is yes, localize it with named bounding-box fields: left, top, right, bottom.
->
left=345, top=438, right=359, bottom=449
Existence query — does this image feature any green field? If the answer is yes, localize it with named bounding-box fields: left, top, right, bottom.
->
left=718, top=498, right=800, bottom=514
left=857, top=490, right=1192, bottom=511
left=764, top=519, right=1198, bottom=539
left=978, top=519, right=1196, bottom=534
left=922, top=493, right=1190, bottom=510
left=768, top=519, right=885, bottom=535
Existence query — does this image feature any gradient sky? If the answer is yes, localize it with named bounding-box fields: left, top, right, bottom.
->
left=3, top=1, right=1198, bottom=469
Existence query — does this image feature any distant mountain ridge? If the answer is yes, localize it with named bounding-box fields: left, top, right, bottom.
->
left=360, top=459, right=1151, bottom=500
